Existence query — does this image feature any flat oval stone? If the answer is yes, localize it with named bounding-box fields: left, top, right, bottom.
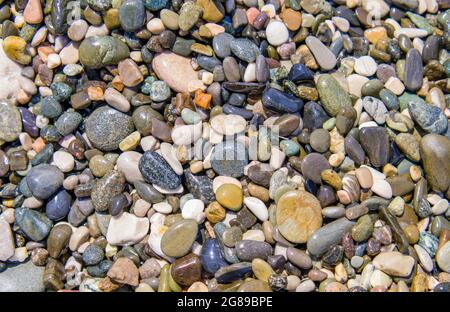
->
left=200, top=238, right=228, bottom=274
left=230, top=38, right=260, bottom=63
left=404, top=48, right=423, bottom=92
left=211, top=141, right=248, bottom=178
left=276, top=190, right=323, bottom=244
left=14, top=208, right=53, bottom=241
left=307, top=217, right=355, bottom=257
left=79, top=36, right=130, bottom=69
left=0, top=99, right=22, bottom=142
left=305, top=36, right=337, bottom=71
left=235, top=240, right=273, bottom=261
left=26, top=164, right=64, bottom=200
left=86, top=106, right=135, bottom=152
left=316, top=74, right=352, bottom=116
left=161, top=219, right=198, bottom=258
left=262, top=88, right=303, bottom=113
left=138, top=151, right=181, bottom=190
left=420, top=134, right=450, bottom=192
left=152, top=51, right=203, bottom=93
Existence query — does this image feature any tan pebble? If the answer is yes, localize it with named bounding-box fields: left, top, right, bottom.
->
left=187, top=281, right=208, bottom=292
left=355, top=167, right=373, bottom=189
left=409, top=165, right=422, bottom=182
left=119, top=131, right=141, bottom=152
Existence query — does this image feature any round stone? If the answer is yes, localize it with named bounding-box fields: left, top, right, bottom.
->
left=276, top=190, right=323, bottom=244
left=215, top=183, right=243, bottom=211
left=266, top=20, right=289, bottom=46
left=86, top=106, right=135, bottom=152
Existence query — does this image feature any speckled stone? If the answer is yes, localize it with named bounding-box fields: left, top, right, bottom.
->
left=86, top=106, right=135, bottom=152
left=139, top=151, right=181, bottom=190
left=91, top=170, right=126, bottom=212
left=0, top=99, right=22, bottom=142
left=316, top=74, right=352, bottom=116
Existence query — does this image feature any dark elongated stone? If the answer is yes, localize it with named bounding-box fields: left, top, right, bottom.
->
left=222, top=104, right=253, bottom=119
left=222, top=82, right=266, bottom=94
left=214, top=262, right=252, bottom=283
left=138, top=151, right=181, bottom=190
left=404, top=48, right=423, bottom=91
left=262, top=88, right=303, bottom=113
left=18, top=107, right=39, bottom=138
left=51, top=0, right=70, bottom=34
left=379, top=207, right=409, bottom=253
left=359, top=127, right=390, bottom=167
left=344, top=135, right=365, bottom=165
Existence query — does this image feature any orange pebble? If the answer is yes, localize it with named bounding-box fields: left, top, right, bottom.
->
left=194, top=89, right=212, bottom=109
left=246, top=7, right=260, bottom=26
left=111, top=76, right=124, bottom=91
left=87, top=86, right=104, bottom=101
left=32, top=137, right=46, bottom=153
left=37, top=46, right=55, bottom=63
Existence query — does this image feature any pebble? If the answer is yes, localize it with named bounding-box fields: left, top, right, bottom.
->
left=276, top=190, right=322, bottom=244
left=305, top=36, right=337, bottom=71
left=0, top=0, right=447, bottom=293
left=161, top=219, right=198, bottom=258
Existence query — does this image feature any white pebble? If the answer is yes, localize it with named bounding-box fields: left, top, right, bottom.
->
left=153, top=201, right=172, bottom=214
left=354, top=56, right=377, bottom=77
left=181, top=199, right=205, bottom=223
left=243, top=197, right=268, bottom=221
left=266, top=20, right=289, bottom=46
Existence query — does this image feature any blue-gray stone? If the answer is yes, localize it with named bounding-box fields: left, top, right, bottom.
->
left=26, top=164, right=64, bottom=200
left=212, top=32, right=234, bottom=58
left=0, top=261, right=45, bottom=292
left=184, top=170, right=215, bottom=204
left=200, top=238, right=228, bottom=275
left=214, top=262, right=252, bottom=283
left=41, top=96, right=63, bottom=119
left=45, top=188, right=72, bottom=221
left=144, top=0, right=168, bottom=11
left=262, top=88, right=303, bottom=113
left=288, top=63, right=314, bottom=82
left=55, top=110, right=82, bottom=136
left=408, top=102, right=448, bottom=134
left=119, top=0, right=146, bottom=32
left=230, top=38, right=260, bottom=62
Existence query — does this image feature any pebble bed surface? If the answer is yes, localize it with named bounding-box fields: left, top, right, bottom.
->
left=0, top=0, right=449, bottom=293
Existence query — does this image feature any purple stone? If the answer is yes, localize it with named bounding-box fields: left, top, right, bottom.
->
left=18, top=107, right=39, bottom=138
